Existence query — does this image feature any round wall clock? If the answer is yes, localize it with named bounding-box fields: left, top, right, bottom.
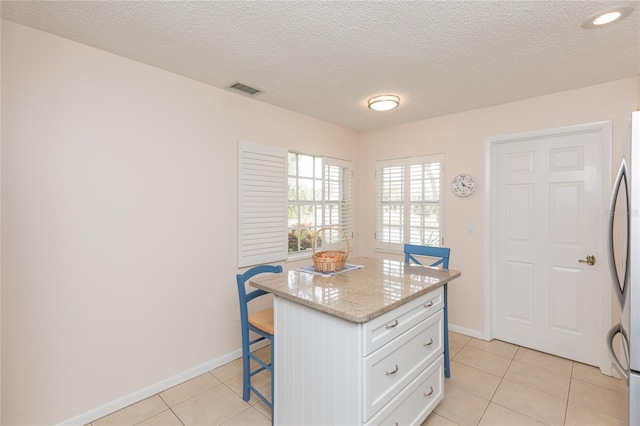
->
left=451, top=174, right=475, bottom=197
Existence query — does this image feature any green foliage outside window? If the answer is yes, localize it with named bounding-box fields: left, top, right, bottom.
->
left=288, top=227, right=317, bottom=253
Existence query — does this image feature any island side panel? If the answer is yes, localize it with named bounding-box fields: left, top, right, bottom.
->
left=274, top=297, right=363, bottom=425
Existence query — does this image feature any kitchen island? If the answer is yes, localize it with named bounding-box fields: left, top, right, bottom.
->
left=250, top=256, right=461, bottom=425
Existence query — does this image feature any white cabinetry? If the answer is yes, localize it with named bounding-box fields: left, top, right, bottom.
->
left=274, top=286, right=445, bottom=425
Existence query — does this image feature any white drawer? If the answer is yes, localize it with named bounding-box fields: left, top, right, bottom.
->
left=364, top=355, right=444, bottom=426
left=362, top=309, right=443, bottom=421
left=362, top=287, right=444, bottom=355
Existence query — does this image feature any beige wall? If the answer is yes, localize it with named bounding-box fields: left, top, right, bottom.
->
left=0, top=21, right=358, bottom=425
left=357, top=77, right=639, bottom=336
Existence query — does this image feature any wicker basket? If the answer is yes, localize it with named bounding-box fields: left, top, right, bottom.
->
left=312, top=227, right=350, bottom=273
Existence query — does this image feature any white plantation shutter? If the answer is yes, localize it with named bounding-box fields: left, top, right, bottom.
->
left=376, top=154, right=444, bottom=252
left=238, top=140, right=288, bottom=267
left=376, top=161, right=405, bottom=251
left=409, top=160, right=442, bottom=246
left=323, top=157, right=353, bottom=245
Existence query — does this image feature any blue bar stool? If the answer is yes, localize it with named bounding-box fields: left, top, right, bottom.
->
left=403, top=244, right=452, bottom=378
left=236, top=264, right=283, bottom=413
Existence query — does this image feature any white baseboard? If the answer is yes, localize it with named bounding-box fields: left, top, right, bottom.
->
left=448, top=324, right=488, bottom=341
left=61, top=324, right=484, bottom=426
left=58, top=348, right=244, bottom=425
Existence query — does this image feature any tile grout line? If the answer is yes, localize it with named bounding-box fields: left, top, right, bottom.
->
left=156, top=387, right=187, bottom=426
left=436, top=335, right=469, bottom=425
left=168, top=406, right=187, bottom=426
left=467, top=339, right=629, bottom=425
left=125, top=396, right=171, bottom=426
left=475, top=344, right=519, bottom=425
left=568, top=376, right=630, bottom=423
left=151, top=367, right=261, bottom=426
left=496, top=346, right=572, bottom=425
left=457, top=340, right=575, bottom=426
left=562, top=361, right=575, bottom=426
left=219, top=376, right=273, bottom=424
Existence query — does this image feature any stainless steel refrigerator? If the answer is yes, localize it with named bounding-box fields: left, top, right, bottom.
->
left=607, top=110, right=640, bottom=424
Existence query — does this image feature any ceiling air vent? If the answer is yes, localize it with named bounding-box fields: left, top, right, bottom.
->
left=228, top=82, right=262, bottom=96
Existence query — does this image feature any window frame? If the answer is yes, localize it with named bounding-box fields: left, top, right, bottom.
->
left=287, top=151, right=353, bottom=259
left=237, top=140, right=353, bottom=267
left=375, top=154, right=445, bottom=253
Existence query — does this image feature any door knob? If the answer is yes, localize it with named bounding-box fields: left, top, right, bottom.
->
left=579, top=255, right=596, bottom=266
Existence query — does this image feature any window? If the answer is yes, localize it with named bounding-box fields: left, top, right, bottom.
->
left=238, top=140, right=352, bottom=267
left=375, top=154, right=444, bottom=252
left=288, top=152, right=352, bottom=255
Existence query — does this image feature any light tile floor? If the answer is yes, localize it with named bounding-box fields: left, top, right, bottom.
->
left=90, top=332, right=628, bottom=426
left=424, top=332, right=628, bottom=426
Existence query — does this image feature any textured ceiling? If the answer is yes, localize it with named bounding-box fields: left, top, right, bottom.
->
left=2, top=1, right=639, bottom=132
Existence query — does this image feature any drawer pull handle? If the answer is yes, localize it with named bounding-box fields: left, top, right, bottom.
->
left=423, top=338, right=434, bottom=347
left=424, top=386, right=434, bottom=397
left=424, top=300, right=434, bottom=308
left=386, top=364, right=399, bottom=376
left=385, top=319, right=399, bottom=329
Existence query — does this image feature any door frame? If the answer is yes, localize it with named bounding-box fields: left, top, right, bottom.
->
left=483, top=121, right=612, bottom=374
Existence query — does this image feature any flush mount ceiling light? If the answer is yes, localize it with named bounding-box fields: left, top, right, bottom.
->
left=368, top=95, right=400, bottom=111
left=582, top=6, right=634, bottom=29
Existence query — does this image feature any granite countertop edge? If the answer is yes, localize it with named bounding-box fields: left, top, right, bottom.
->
left=251, top=266, right=461, bottom=323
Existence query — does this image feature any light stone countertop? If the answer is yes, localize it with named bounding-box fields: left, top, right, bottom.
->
left=249, top=256, right=461, bottom=323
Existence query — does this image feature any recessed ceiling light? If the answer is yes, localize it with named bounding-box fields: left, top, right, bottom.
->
left=593, top=11, right=622, bottom=25
left=582, top=6, right=634, bottom=29
left=368, top=95, right=400, bottom=111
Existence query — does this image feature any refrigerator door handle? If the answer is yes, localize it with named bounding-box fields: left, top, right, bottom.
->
left=608, top=158, right=630, bottom=308
left=606, top=323, right=629, bottom=383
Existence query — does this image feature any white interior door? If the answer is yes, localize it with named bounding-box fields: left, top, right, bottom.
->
left=491, top=122, right=610, bottom=366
